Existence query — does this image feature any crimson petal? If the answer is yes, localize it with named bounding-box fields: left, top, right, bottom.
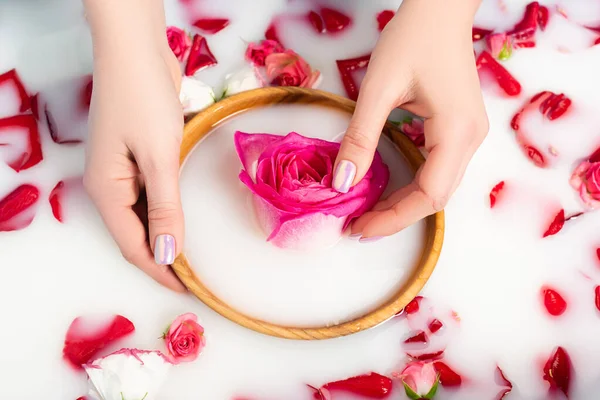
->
left=185, top=34, right=218, bottom=76
left=434, top=361, right=463, bottom=387
left=336, top=54, right=371, bottom=101
left=0, top=69, right=31, bottom=113
left=320, top=7, right=352, bottom=33
left=49, top=181, right=65, bottom=223
left=543, top=346, right=572, bottom=397
left=322, top=372, right=393, bottom=399
left=193, top=18, right=230, bottom=34
left=476, top=51, right=521, bottom=96
left=0, top=114, right=43, bottom=172
left=377, top=10, right=395, bottom=32
left=0, top=184, right=40, bottom=232
left=543, top=209, right=565, bottom=238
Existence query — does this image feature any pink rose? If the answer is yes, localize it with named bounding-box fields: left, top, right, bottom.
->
left=400, top=117, right=425, bottom=147
left=486, top=32, right=513, bottom=60
left=234, top=131, right=389, bottom=250
left=265, top=50, right=321, bottom=88
left=398, top=361, right=439, bottom=399
left=570, top=160, right=600, bottom=209
left=163, top=313, right=206, bottom=364
left=166, top=26, right=191, bottom=62
left=245, top=39, right=284, bottom=66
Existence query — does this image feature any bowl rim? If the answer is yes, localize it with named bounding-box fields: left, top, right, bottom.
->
left=172, top=86, right=444, bottom=340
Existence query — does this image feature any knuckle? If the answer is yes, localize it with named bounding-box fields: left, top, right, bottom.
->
left=343, top=126, right=378, bottom=154
left=416, top=182, right=449, bottom=212
left=147, top=202, right=180, bottom=225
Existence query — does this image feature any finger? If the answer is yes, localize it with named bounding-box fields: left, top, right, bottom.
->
left=136, top=141, right=185, bottom=269
left=90, top=176, right=186, bottom=292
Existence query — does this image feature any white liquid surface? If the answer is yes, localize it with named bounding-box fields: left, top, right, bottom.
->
left=180, top=104, right=425, bottom=327
left=1, top=0, right=600, bottom=399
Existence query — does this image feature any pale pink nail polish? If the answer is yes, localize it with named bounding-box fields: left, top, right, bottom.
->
left=154, top=234, right=176, bottom=265
left=359, top=236, right=383, bottom=243
left=332, top=160, right=357, bottom=193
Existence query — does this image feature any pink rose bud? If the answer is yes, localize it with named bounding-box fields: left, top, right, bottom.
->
left=234, top=131, right=389, bottom=250
left=83, top=349, right=172, bottom=400
left=245, top=39, right=285, bottom=66
left=486, top=33, right=513, bottom=60
left=163, top=313, right=206, bottom=364
left=166, top=26, right=192, bottom=62
left=570, top=160, right=600, bottom=210
left=398, top=361, right=440, bottom=399
left=264, top=50, right=322, bottom=89
left=400, top=117, right=425, bottom=147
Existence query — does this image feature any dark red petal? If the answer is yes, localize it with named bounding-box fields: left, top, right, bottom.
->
left=336, top=54, right=371, bottom=101
left=0, top=184, right=40, bottom=232
left=595, top=286, right=600, bottom=312
left=523, top=145, right=546, bottom=168
left=0, top=114, right=43, bottom=172
left=509, top=2, right=540, bottom=43
left=63, top=315, right=135, bottom=369
left=589, top=146, right=600, bottom=163
left=539, top=92, right=572, bottom=121
left=537, top=6, right=549, bottom=30
left=543, top=209, right=565, bottom=238
left=530, top=90, right=552, bottom=103
left=404, top=296, right=423, bottom=315
left=434, top=361, right=463, bottom=387
left=473, top=27, right=493, bottom=42
left=489, top=181, right=505, bottom=208
left=542, top=287, right=567, bottom=316
left=407, top=350, right=445, bottom=361
left=307, top=385, right=326, bottom=400
left=323, top=372, right=393, bottom=398
left=30, top=94, right=40, bottom=120
left=0, top=69, right=31, bottom=113
left=80, top=76, right=93, bottom=112
left=543, top=346, right=572, bottom=397
left=265, top=22, right=282, bottom=45
left=307, top=11, right=325, bottom=34
left=428, top=318, right=444, bottom=334
left=376, top=10, right=395, bottom=32
left=596, top=248, right=600, bottom=262
left=49, top=181, right=65, bottom=223
left=404, top=330, right=428, bottom=344
left=595, top=37, right=600, bottom=46
left=185, top=34, right=218, bottom=76
left=320, top=7, right=352, bottom=33
left=193, top=18, right=230, bottom=34
left=510, top=111, right=522, bottom=130
left=476, top=51, right=522, bottom=96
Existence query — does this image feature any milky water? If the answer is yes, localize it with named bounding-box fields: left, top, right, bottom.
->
left=2, top=0, right=600, bottom=399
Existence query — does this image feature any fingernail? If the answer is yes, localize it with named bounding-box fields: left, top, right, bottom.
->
left=359, top=236, right=383, bottom=243
left=333, top=160, right=357, bottom=193
left=348, top=233, right=362, bottom=240
left=154, top=234, right=176, bottom=265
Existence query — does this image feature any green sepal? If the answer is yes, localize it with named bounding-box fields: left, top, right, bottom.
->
left=423, top=375, right=440, bottom=399
left=403, top=381, right=421, bottom=400
left=498, top=42, right=512, bottom=61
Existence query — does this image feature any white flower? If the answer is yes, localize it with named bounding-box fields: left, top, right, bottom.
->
left=222, top=65, right=263, bottom=98
left=83, top=349, right=172, bottom=400
left=179, top=76, right=216, bottom=116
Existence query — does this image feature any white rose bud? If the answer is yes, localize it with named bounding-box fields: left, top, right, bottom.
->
left=222, top=65, right=263, bottom=98
left=179, top=76, right=216, bottom=116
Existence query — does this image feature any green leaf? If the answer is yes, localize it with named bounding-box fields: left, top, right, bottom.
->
left=402, top=116, right=414, bottom=125
left=141, top=393, right=149, bottom=400
left=423, top=375, right=440, bottom=399
left=403, top=381, right=421, bottom=400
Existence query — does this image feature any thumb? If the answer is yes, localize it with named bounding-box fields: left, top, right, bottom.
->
left=139, top=150, right=185, bottom=267
left=333, top=85, right=393, bottom=193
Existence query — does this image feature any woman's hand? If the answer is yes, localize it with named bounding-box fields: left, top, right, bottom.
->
left=83, top=0, right=186, bottom=291
left=332, top=0, right=489, bottom=240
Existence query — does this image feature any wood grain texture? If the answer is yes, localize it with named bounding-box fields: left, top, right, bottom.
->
left=173, top=86, right=445, bottom=340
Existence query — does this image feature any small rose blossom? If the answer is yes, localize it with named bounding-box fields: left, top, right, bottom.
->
left=179, top=76, right=216, bottom=116
left=400, top=117, right=425, bottom=147
left=265, top=50, right=321, bottom=89
left=166, top=26, right=191, bottom=62
left=245, top=39, right=285, bottom=66
left=222, top=65, right=263, bottom=98
left=486, top=32, right=513, bottom=60
left=570, top=160, right=600, bottom=209
left=397, top=361, right=439, bottom=400
left=163, top=313, right=206, bottom=364
left=83, top=349, right=171, bottom=400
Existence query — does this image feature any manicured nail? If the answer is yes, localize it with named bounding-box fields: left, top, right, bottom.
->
left=348, top=233, right=362, bottom=240
left=359, top=236, right=383, bottom=243
left=332, top=160, right=357, bottom=193
left=154, top=234, right=176, bottom=265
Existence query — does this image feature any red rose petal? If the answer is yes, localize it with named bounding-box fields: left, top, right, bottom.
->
left=489, top=181, right=505, bottom=208
left=537, top=6, right=550, bottom=31
left=542, top=287, right=567, bottom=316
left=0, top=184, right=40, bottom=232
left=595, top=37, right=600, bottom=46
left=80, top=77, right=93, bottom=112
left=320, top=7, right=352, bottom=33
left=0, top=114, right=43, bottom=172
left=320, top=372, right=393, bottom=398
left=539, top=92, right=572, bottom=121
left=404, top=330, right=428, bottom=344
left=30, top=94, right=40, bottom=120
left=434, top=361, right=463, bottom=387
left=523, top=144, right=546, bottom=168
left=44, top=106, right=82, bottom=145
left=596, top=248, right=600, bottom=262
left=185, top=34, right=218, bottom=76
left=407, top=350, right=445, bottom=361
left=589, top=146, right=600, bottom=163
left=509, top=2, right=541, bottom=47
left=376, top=10, right=395, bottom=32
left=0, top=69, right=31, bottom=113
left=265, top=22, right=282, bottom=45
left=543, top=346, right=572, bottom=397
left=193, top=18, right=230, bottom=34
left=476, top=51, right=521, bottom=96
left=543, top=209, right=565, bottom=238
left=336, top=54, right=371, bottom=101
left=307, top=11, right=325, bottom=34
left=428, top=318, right=444, bottom=334
left=49, top=181, right=65, bottom=223
left=63, top=315, right=135, bottom=369
left=495, top=366, right=513, bottom=400
left=473, top=27, right=493, bottom=42
left=404, top=296, right=423, bottom=315
left=594, top=286, right=600, bottom=311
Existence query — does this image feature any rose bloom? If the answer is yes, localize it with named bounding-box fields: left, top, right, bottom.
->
left=570, top=160, right=600, bottom=209
left=163, top=313, right=206, bottom=364
left=265, top=50, right=321, bottom=89
left=166, top=26, right=191, bottom=61
left=398, top=361, right=439, bottom=400
left=400, top=117, right=425, bottom=147
left=245, top=39, right=284, bottom=66
left=235, top=131, right=389, bottom=250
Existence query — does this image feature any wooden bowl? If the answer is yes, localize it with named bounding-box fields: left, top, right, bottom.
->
left=172, top=86, right=444, bottom=340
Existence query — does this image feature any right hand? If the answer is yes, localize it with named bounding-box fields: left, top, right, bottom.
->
left=84, top=43, right=187, bottom=292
